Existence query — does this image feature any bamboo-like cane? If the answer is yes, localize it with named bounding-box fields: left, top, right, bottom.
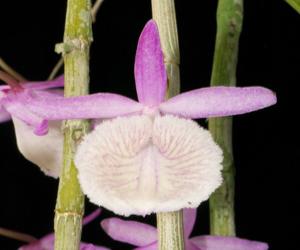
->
left=285, top=0, right=300, bottom=14
left=151, top=0, right=184, bottom=249
left=209, top=0, right=243, bottom=236
left=54, top=0, right=92, bottom=249
left=48, top=0, right=105, bottom=81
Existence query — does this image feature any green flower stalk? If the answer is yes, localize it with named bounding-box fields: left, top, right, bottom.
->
left=285, top=0, right=300, bottom=14
left=209, top=0, right=243, bottom=236
left=48, top=0, right=105, bottom=81
left=54, top=0, right=92, bottom=249
left=151, top=0, right=184, bottom=249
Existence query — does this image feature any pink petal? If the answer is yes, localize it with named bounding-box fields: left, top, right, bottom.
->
left=22, top=75, right=64, bottom=90
left=0, top=75, right=64, bottom=93
left=186, top=241, right=202, bottom=250
left=19, top=234, right=54, bottom=250
left=101, top=218, right=157, bottom=247
left=1, top=88, right=63, bottom=134
left=159, top=87, right=277, bottom=119
left=83, top=209, right=102, bottom=226
left=0, top=85, right=9, bottom=91
left=134, top=20, right=167, bottom=107
left=190, top=236, right=269, bottom=250
left=134, top=242, right=158, bottom=250
left=0, top=105, right=11, bottom=122
left=20, top=91, right=144, bottom=121
left=0, top=85, right=11, bottom=92
left=36, top=88, right=64, bottom=97
left=80, top=243, right=110, bottom=250
left=4, top=100, right=48, bottom=135
left=183, top=209, right=197, bottom=239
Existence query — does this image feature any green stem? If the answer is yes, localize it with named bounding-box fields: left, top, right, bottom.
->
left=48, top=0, right=105, bottom=80
left=156, top=212, right=184, bottom=250
left=285, top=0, right=300, bottom=14
left=208, top=0, right=243, bottom=236
left=151, top=1, right=184, bottom=249
left=54, top=0, right=92, bottom=249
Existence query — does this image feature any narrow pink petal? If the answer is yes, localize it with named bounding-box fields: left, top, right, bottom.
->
left=0, top=106, right=11, bottom=122
left=36, top=89, right=64, bottom=97
left=134, top=20, right=167, bottom=106
left=159, top=87, right=277, bottom=119
left=4, top=100, right=48, bottom=135
left=101, top=218, right=157, bottom=247
left=183, top=209, right=197, bottom=239
left=190, top=236, right=269, bottom=250
left=0, top=75, right=63, bottom=92
left=0, top=85, right=10, bottom=91
left=83, top=209, right=101, bottom=226
left=20, top=91, right=144, bottom=120
left=22, top=75, right=64, bottom=90
left=19, top=234, right=54, bottom=250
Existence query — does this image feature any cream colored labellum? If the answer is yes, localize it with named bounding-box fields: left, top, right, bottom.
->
left=75, top=115, right=223, bottom=216
left=12, top=117, right=63, bottom=178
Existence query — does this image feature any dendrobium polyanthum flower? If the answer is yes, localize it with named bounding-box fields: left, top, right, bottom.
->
left=1, top=20, right=276, bottom=216
left=0, top=74, right=64, bottom=177
left=101, top=209, right=269, bottom=250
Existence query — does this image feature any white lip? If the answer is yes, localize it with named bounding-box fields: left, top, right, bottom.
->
left=75, top=114, right=223, bottom=216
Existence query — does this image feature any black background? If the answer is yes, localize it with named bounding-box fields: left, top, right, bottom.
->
left=0, top=0, right=298, bottom=249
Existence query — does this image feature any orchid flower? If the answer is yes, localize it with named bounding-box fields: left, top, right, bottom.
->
left=19, top=209, right=110, bottom=250
left=2, top=20, right=276, bottom=216
left=101, top=209, right=269, bottom=250
left=0, top=75, right=64, bottom=177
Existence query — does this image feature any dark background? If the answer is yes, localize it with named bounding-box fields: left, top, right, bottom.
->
left=0, top=0, right=298, bottom=249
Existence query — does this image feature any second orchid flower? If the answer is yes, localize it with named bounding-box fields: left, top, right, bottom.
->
left=0, top=20, right=276, bottom=216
